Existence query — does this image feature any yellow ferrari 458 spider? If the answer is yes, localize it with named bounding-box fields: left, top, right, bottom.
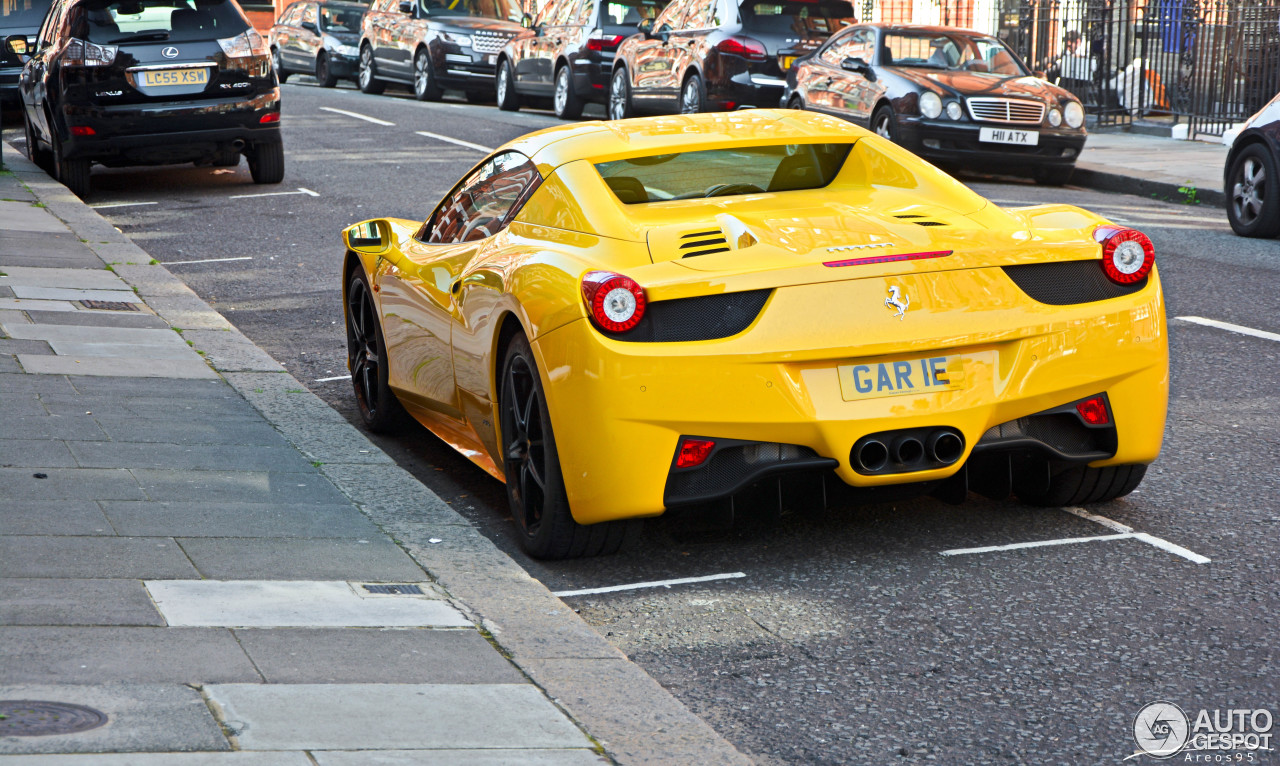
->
left=342, top=109, right=1167, bottom=559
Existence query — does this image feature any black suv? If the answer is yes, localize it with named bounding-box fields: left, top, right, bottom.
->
left=2, top=0, right=53, bottom=106
left=7, top=0, right=283, bottom=198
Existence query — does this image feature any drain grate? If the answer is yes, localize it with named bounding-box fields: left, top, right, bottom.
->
left=362, top=584, right=424, bottom=595
left=0, top=701, right=108, bottom=736
left=79, top=300, right=139, bottom=312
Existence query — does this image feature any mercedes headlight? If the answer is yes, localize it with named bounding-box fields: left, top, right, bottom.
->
left=1064, top=100, right=1085, bottom=128
left=1048, top=107, right=1062, bottom=127
left=920, top=91, right=942, bottom=119
left=945, top=100, right=962, bottom=120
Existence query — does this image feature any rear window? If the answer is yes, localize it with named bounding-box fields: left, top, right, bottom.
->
left=1, top=0, right=53, bottom=30
left=740, top=0, right=854, bottom=37
left=601, top=0, right=663, bottom=27
left=76, top=0, right=250, bottom=44
left=595, top=143, right=852, bottom=204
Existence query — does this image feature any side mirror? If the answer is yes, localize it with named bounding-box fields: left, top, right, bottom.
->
left=521, top=12, right=532, bottom=28
left=300, top=20, right=318, bottom=32
left=658, top=25, right=671, bottom=44
left=398, top=0, right=413, bottom=13
left=344, top=219, right=393, bottom=255
left=637, top=17, right=653, bottom=37
left=5, top=35, right=29, bottom=57
left=841, top=56, right=871, bottom=77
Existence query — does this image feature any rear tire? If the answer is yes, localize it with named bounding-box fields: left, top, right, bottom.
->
left=24, top=114, right=53, bottom=174
left=788, top=94, right=804, bottom=110
left=499, top=333, right=640, bottom=559
left=346, top=270, right=407, bottom=432
left=1032, top=165, right=1075, bottom=186
left=358, top=45, right=385, bottom=94
left=413, top=49, right=443, bottom=102
left=315, top=52, right=338, bottom=88
left=53, top=134, right=90, bottom=198
left=496, top=59, right=520, bottom=111
left=248, top=141, right=285, bottom=184
left=1226, top=143, right=1280, bottom=238
left=1017, top=464, right=1148, bottom=507
left=553, top=64, right=583, bottom=120
left=608, top=66, right=632, bottom=120
left=272, top=47, right=289, bottom=83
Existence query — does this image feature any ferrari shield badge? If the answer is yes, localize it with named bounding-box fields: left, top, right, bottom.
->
left=885, top=286, right=909, bottom=320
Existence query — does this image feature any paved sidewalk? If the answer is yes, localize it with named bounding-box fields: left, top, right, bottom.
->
left=0, top=143, right=749, bottom=765
left=1073, top=130, right=1229, bottom=206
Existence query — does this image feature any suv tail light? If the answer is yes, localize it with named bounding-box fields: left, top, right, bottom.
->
left=219, top=28, right=271, bottom=76
left=581, top=271, right=646, bottom=333
left=586, top=29, right=623, bottom=52
left=64, top=38, right=118, bottom=67
left=715, top=36, right=767, bottom=62
left=1093, top=225, right=1154, bottom=285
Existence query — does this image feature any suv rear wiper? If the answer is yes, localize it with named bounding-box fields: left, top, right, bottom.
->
left=108, top=31, right=170, bottom=43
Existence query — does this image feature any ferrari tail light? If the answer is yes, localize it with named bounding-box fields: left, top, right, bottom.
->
left=586, top=30, right=624, bottom=52
left=581, top=271, right=646, bottom=333
left=1075, top=394, right=1110, bottom=425
left=64, top=38, right=117, bottom=67
left=1093, top=225, right=1154, bottom=285
left=716, top=36, right=767, bottom=62
left=676, top=438, right=716, bottom=468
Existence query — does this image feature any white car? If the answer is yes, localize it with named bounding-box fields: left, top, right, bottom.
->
left=1223, top=90, right=1280, bottom=238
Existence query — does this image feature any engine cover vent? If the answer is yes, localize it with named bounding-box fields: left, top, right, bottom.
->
left=679, top=228, right=730, bottom=258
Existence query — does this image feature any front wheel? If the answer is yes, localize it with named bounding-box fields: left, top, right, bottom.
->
left=871, top=104, right=896, bottom=142
left=272, top=47, right=289, bottom=83
left=413, top=49, right=443, bottom=102
left=788, top=94, right=804, bottom=110
left=1226, top=144, right=1280, bottom=238
left=358, top=45, right=385, bottom=94
left=499, top=334, right=639, bottom=559
left=248, top=141, right=285, bottom=184
left=346, top=271, right=407, bottom=432
left=679, top=72, right=705, bottom=114
left=496, top=59, right=520, bottom=111
left=553, top=64, right=583, bottom=120
left=53, top=134, right=90, bottom=198
left=1017, top=464, right=1148, bottom=507
left=608, top=67, right=632, bottom=121
left=315, top=52, right=338, bottom=88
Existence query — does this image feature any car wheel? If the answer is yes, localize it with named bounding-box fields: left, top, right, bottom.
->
left=272, top=47, right=289, bottom=83
left=52, top=134, right=90, bottom=198
left=1032, top=165, right=1075, bottom=186
left=358, top=45, right=385, bottom=94
left=553, top=64, right=583, bottom=120
left=496, top=59, right=519, bottom=111
left=871, top=104, right=896, bottom=141
left=346, top=270, right=407, bottom=432
left=247, top=141, right=285, bottom=184
left=1016, top=464, right=1147, bottom=507
left=499, top=333, right=640, bottom=559
left=315, top=52, right=338, bottom=88
left=608, top=67, right=632, bottom=121
left=1226, top=143, right=1280, bottom=238
left=788, top=94, right=804, bottom=110
left=413, top=49, right=443, bottom=102
left=24, top=113, right=53, bottom=174
left=679, top=71, right=705, bottom=114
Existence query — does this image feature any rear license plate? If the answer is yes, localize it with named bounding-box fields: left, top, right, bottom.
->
left=979, top=127, right=1039, bottom=145
left=138, top=68, right=209, bottom=87
left=780, top=55, right=796, bottom=70
left=837, top=355, right=965, bottom=402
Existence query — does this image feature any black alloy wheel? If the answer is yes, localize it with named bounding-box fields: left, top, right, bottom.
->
left=608, top=67, right=632, bottom=120
left=315, top=52, right=338, bottom=87
left=272, top=47, right=289, bottom=83
left=346, top=272, right=404, bottom=431
left=496, top=59, right=520, bottom=111
left=358, top=45, right=385, bottom=94
left=413, top=49, right=443, bottom=102
left=553, top=64, right=583, bottom=120
left=53, top=133, right=90, bottom=198
left=872, top=104, right=896, bottom=141
left=1227, top=143, right=1280, bottom=238
left=498, top=333, right=639, bottom=559
left=24, top=114, right=53, bottom=173
left=679, top=72, right=705, bottom=114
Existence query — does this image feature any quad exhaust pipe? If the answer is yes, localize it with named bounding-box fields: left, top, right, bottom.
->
left=852, top=427, right=965, bottom=475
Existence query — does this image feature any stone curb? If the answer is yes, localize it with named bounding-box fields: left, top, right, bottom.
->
left=2, top=142, right=751, bottom=766
left=1071, top=162, right=1226, bottom=207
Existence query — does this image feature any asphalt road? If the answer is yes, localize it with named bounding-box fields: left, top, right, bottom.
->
left=7, top=82, right=1278, bottom=764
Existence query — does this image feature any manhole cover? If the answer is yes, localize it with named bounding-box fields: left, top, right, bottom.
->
left=78, top=300, right=139, bottom=312
left=0, top=701, right=108, bottom=736
left=362, top=584, right=424, bottom=595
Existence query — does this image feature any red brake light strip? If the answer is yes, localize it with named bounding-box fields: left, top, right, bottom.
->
left=822, top=250, right=953, bottom=268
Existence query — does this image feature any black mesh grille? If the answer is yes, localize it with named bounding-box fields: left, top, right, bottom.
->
left=976, top=407, right=1115, bottom=459
left=602, top=289, right=771, bottom=343
left=1003, top=260, right=1147, bottom=305
left=665, top=442, right=832, bottom=505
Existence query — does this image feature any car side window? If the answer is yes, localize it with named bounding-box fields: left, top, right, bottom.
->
left=553, top=0, right=581, bottom=26
left=424, top=152, right=542, bottom=245
left=38, top=0, right=66, bottom=46
left=679, top=0, right=714, bottom=30
left=301, top=3, right=317, bottom=26
left=652, top=0, right=687, bottom=31
left=572, top=0, right=595, bottom=26
left=832, top=28, right=873, bottom=62
left=534, top=0, right=562, bottom=27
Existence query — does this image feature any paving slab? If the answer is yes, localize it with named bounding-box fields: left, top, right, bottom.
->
left=9, top=287, right=142, bottom=304
left=66, top=443, right=313, bottom=472
left=0, top=299, right=82, bottom=312
left=0, top=338, right=53, bottom=355
left=204, top=684, right=591, bottom=751
left=182, top=329, right=285, bottom=373
left=45, top=341, right=196, bottom=360
left=0, top=629, right=260, bottom=683
left=176, top=538, right=428, bottom=581
left=0, top=468, right=143, bottom=502
left=0, top=501, right=113, bottom=536
left=40, top=397, right=259, bottom=421
left=17, top=356, right=218, bottom=379
left=0, top=201, right=72, bottom=234
left=0, top=579, right=164, bottom=626
left=143, top=296, right=232, bottom=330
left=91, top=418, right=286, bottom=446
left=131, top=469, right=349, bottom=505
left=23, top=310, right=170, bottom=329
left=2, top=325, right=186, bottom=346
left=0, top=309, right=32, bottom=326
left=0, top=537, right=198, bottom=579
left=0, top=755, right=309, bottom=765
left=311, top=751, right=609, bottom=766
left=0, top=354, right=21, bottom=372
left=0, top=251, right=106, bottom=270
left=232, top=627, right=524, bottom=683
left=100, top=501, right=381, bottom=538
left=64, top=376, right=230, bottom=397
left=145, top=581, right=470, bottom=628
left=0, top=439, right=76, bottom=468
left=0, top=684, right=230, bottom=756
left=0, top=267, right=128, bottom=290
left=3, top=415, right=108, bottom=441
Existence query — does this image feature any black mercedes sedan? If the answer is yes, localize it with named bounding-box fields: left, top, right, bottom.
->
left=357, top=0, right=524, bottom=101
left=269, top=0, right=367, bottom=87
left=782, top=24, right=1087, bottom=185
left=1223, top=90, right=1280, bottom=238
left=495, top=0, right=667, bottom=119
left=608, top=0, right=854, bottom=119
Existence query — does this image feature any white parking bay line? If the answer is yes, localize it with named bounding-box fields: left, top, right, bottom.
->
left=164, top=256, right=253, bottom=266
left=319, top=106, right=395, bottom=126
left=1061, top=506, right=1210, bottom=564
left=1176, top=316, right=1280, bottom=343
left=1061, top=505, right=1133, bottom=533
left=91, top=201, right=159, bottom=210
left=553, top=572, right=746, bottom=597
left=941, top=533, right=1135, bottom=557
left=314, top=375, right=349, bottom=382
left=228, top=187, right=320, bottom=200
left=415, top=131, right=493, bottom=153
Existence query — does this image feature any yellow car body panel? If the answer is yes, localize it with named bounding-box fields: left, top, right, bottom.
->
left=342, top=109, right=1169, bottom=526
